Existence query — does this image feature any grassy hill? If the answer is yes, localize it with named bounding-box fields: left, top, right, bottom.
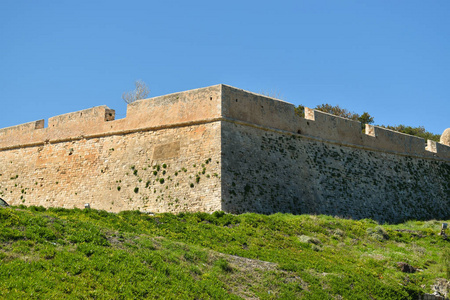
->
left=0, top=206, right=449, bottom=299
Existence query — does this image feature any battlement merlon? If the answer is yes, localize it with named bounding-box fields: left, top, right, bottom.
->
left=0, top=119, right=44, bottom=138
left=301, top=107, right=363, bottom=145
left=364, top=124, right=428, bottom=156
left=0, top=120, right=45, bottom=149
left=48, top=106, right=115, bottom=129
left=0, top=84, right=448, bottom=160
left=125, top=85, right=222, bottom=128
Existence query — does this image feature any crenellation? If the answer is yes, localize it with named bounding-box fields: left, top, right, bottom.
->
left=304, top=107, right=315, bottom=121
left=426, top=140, right=437, bottom=153
left=298, top=109, right=364, bottom=146
left=365, top=124, right=376, bottom=137
left=435, top=141, right=450, bottom=157
left=47, top=106, right=111, bottom=128
left=35, top=119, right=45, bottom=129
left=0, top=120, right=46, bottom=150
left=0, top=119, right=45, bottom=137
left=362, top=125, right=428, bottom=157
left=125, top=85, right=222, bottom=129
left=105, top=108, right=115, bottom=121
left=1, top=84, right=448, bottom=161
left=0, top=84, right=448, bottom=222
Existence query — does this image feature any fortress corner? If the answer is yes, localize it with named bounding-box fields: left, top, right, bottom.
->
left=0, top=85, right=448, bottom=223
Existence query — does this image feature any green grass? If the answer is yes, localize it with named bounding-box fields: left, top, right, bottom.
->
left=0, top=206, right=448, bottom=299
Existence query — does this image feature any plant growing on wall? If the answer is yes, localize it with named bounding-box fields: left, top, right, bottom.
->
left=122, top=80, right=150, bottom=104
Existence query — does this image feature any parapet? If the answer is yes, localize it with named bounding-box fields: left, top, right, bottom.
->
left=0, top=120, right=45, bottom=149
left=48, top=106, right=115, bottom=129
left=426, top=140, right=450, bottom=157
left=0, top=85, right=223, bottom=149
left=124, top=84, right=222, bottom=128
left=0, top=119, right=44, bottom=137
left=363, top=125, right=427, bottom=156
left=301, top=108, right=363, bottom=145
left=219, top=85, right=449, bottom=160
left=295, top=107, right=448, bottom=160
left=47, top=106, right=116, bottom=139
left=221, top=85, right=298, bottom=132
left=0, top=84, right=448, bottom=160
left=0, top=106, right=117, bottom=149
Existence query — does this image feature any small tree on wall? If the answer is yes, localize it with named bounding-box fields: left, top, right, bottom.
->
left=122, top=80, right=150, bottom=104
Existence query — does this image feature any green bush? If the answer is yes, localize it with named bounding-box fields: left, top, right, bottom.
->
left=366, top=226, right=389, bottom=242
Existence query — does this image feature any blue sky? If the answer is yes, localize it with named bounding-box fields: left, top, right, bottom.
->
left=1, top=1, right=449, bottom=135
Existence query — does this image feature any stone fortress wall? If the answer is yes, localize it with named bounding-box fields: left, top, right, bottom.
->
left=0, top=84, right=448, bottom=222
left=0, top=86, right=223, bottom=214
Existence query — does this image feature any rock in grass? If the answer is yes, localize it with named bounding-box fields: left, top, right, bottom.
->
left=367, top=226, right=389, bottom=242
left=431, top=278, right=450, bottom=298
left=397, top=262, right=416, bottom=273
left=298, top=235, right=321, bottom=245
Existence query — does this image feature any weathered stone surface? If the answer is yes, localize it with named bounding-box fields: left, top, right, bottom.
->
left=432, top=279, right=450, bottom=299
left=397, top=262, right=416, bottom=273
left=0, top=123, right=222, bottom=213
left=221, top=121, right=449, bottom=223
